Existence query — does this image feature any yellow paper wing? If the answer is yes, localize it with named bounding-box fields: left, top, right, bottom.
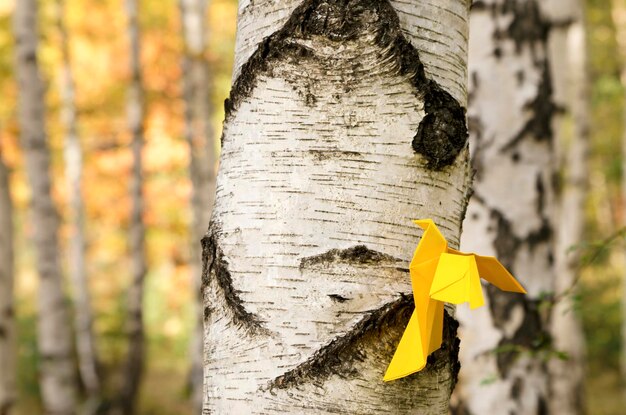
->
left=383, top=310, right=427, bottom=381
left=429, top=253, right=485, bottom=309
left=468, top=257, right=485, bottom=309
left=473, top=254, right=526, bottom=294
left=429, top=253, right=470, bottom=303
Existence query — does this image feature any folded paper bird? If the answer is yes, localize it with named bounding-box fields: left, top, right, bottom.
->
left=383, top=219, right=526, bottom=382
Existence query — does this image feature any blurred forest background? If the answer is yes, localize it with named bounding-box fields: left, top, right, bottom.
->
left=2, top=0, right=626, bottom=414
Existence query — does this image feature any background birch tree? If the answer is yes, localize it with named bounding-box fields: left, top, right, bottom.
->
left=0, top=148, right=15, bottom=415
left=56, top=0, right=102, bottom=407
left=203, top=0, right=473, bottom=413
left=453, top=0, right=586, bottom=413
left=178, top=0, right=216, bottom=410
left=13, top=0, right=78, bottom=412
left=549, top=0, right=589, bottom=412
left=118, top=0, right=148, bottom=412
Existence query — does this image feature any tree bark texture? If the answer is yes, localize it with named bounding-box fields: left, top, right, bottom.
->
left=179, top=0, right=217, bottom=411
left=203, top=0, right=472, bottom=413
left=548, top=1, right=588, bottom=413
left=118, top=0, right=148, bottom=413
left=56, top=0, right=102, bottom=405
left=453, top=1, right=583, bottom=414
left=13, top=0, right=78, bottom=413
left=0, top=151, right=16, bottom=415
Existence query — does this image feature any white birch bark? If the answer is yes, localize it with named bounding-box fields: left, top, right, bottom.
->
left=56, top=0, right=102, bottom=406
left=0, top=150, right=16, bottom=415
left=611, top=0, right=626, bottom=387
left=118, top=0, right=147, bottom=413
left=453, top=1, right=582, bottom=414
left=548, top=1, right=588, bottom=412
left=13, top=0, right=78, bottom=413
left=203, top=0, right=472, bottom=413
left=179, top=0, right=216, bottom=410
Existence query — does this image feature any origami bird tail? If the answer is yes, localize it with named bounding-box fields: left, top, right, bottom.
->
left=383, top=310, right=427, bottom=382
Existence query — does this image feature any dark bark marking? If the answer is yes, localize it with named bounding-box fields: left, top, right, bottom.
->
left=309, top=149, right=362, bottom=161
left=471, top=1, right=488, bottom=11
left=502, top=62, right=559, bottom=152
left=265, top=295, right=459, bottom=390
left=510, top=377, right=522, bottom=399
left=490, top=201, right=553, bottom=274
left=450, top=404, right=472, bottom=415
left=535, top=173, right=545, bottom=214
left=473, top=1, right=562, bottom=154
left=203, top=306, right=213, bottom=321
left=489, top=287, right=550, bottom=376
left=202, top=228, right=270, bottom=335
left=328, top=294, right=350, bottom=303
left=488, top=209, right=552, bottom=377
left=224, top=0, right=468, bottom=170
left=491, top=210, right=521, bottom=272
left=299, top=245, right=402, bottom=269
left=463, top=194, right=554, bottom=377
left=0, top=401, right=15, bottom=415
left=502, top=0, right=550, bottom=54
left=538, top=395, right=548, bottom=415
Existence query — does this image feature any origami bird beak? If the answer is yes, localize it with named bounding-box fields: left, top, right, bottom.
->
left=412, top=219, right=434, bottom=230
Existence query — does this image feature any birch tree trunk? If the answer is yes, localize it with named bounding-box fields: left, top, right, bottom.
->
left=203, top=0, right=473, bottom=413
left=548, top=1, right=588, bottom=413
left=56, top=0, right=102, bottom=406
left=453, top=1, right=582, bottom=413
left=612, top=0, right=626, bottom=388
left=118, top=0, right=147, bottom=412
left=13, top=0, right=78, bottom=413
left=0, top=150, right=16, bottom=415
left=178, top=0, right=216, bottom=410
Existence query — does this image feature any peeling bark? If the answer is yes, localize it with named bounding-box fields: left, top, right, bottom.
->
left=453, top=1, right=585, bottom=414
left=56, top=0, right=102, bottom=407
left=203, top=0, right=472, bottom=413
left=13, top=0, right=78, bottom=413
left=178, top=0, right=217, bottom=410
left=0, top=150, right=15, bottom=415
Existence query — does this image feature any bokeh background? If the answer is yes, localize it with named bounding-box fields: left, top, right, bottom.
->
left=1, top=0, right=626, bottom=413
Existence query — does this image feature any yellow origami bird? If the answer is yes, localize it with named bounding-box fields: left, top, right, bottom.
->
left=383, top=219, right=526, bottom=382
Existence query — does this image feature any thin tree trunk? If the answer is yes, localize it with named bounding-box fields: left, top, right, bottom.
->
left=612, top=0, right=626, bottom=388
left=453, top=1, right=579, bottom=414
left=203, top=0, right=472, bottom=413
left=178, top=0, right=216, bottom=410
left=0, top=149, right=16, bottom=415
left=56, top=0, right=102, bottom=408
left=549, top=1, right=588, bottom=413
left=13, top=0, right=78, bottom=413
left=118, top=0, right=147, bottom=413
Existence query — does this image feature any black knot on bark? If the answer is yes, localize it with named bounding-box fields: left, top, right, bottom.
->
left=299, top=0, right=386, bottom=41
left=412, top=105, right=467, bottom=170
